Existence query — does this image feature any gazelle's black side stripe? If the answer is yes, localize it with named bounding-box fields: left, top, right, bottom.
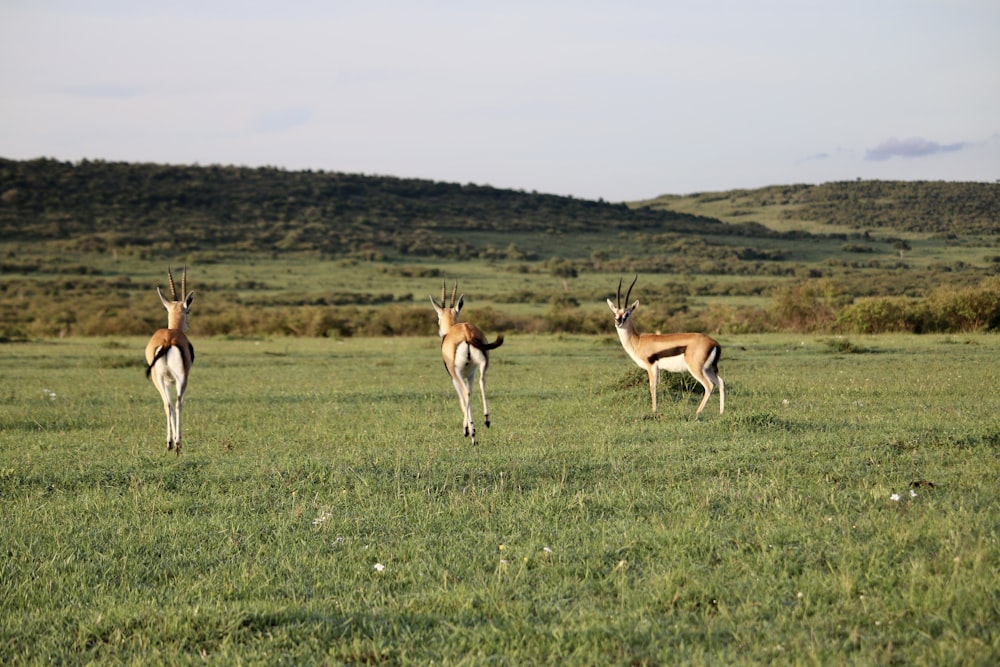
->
left=647, top=346, right=686, bottom=364
left=145, top=346, right=170, bottom=378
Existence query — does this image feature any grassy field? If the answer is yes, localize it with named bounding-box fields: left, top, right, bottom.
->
left=2, top=333, right=999, bottom=665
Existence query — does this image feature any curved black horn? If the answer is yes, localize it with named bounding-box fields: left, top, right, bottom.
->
left=167, top=267, right=178, bottom=300
left=181, top=266, right=188, bottom=298
left=624, top=275, right=638, bottom=306
left=450, top=282, right=458, bottom=308
left=616, top=277, right=623, bottom=308
left=439, top=281, right=447, bottom=307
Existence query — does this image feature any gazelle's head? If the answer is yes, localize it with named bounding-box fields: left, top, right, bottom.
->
left=157, top=266, right=194, bottom=331
left=430, top=281, right=464, bottom=337
left=606, top=275, right=639, bottom=330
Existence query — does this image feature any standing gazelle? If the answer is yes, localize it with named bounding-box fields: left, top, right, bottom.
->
left=607, top=276, right=725, bottom=417
left=431, top=282, right=504, bottom=445
left=145, top=267, right=195, bottom=454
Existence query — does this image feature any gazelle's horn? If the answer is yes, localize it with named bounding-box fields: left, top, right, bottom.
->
left=616, top=277, right=623, bottom=308
left=181, top=266, right=188, bottom=298
left=439, top=281, right=447, bottom=307
left=450, top=282, right=458, bottom=308
left=167, top=267, right=178, bottom=300
left=624, top=275, right=638, bottom=306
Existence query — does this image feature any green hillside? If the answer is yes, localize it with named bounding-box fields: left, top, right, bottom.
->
left=637, top=180, right=1000, bottom=235
left=1, top=158, right=998, bottom=338
left=1, top=157, right=731, bottom=259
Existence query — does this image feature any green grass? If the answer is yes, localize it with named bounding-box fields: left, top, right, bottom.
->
left=2, top=334, right=999, bottom=665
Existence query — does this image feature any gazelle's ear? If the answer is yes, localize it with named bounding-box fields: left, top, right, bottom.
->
left=606, top=298, right=617, bottom=311
left=630, top=300, right=640, bottom=311
left=184, top=293, right=195, bottom=308
left=456, top=294, right=465, bottom=312
left=157, top=286, right=171, bottom=308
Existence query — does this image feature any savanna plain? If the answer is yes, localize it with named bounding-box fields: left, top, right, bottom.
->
left=2, top=165, right=998, bottom=664
left=2, top=332, right=998, bottom=665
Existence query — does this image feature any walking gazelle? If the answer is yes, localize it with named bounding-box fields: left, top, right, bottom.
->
left=431, top=282, right=504, bottom=445
left=607, top=276, right=725, bottom=417
left=145, top=267, right=195, bottom=454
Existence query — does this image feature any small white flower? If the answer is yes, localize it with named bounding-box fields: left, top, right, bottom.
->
left=909, top=489, right=917, bottom=498
left=373, top=563, right=385, bottom=572
left=43, top=389, right=56, bottom=400
left=890, top=493, right=901, bottom=502
left=543, top=547, right=553, bottom=554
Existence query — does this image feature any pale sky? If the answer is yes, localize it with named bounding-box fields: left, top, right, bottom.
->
left=2, top=1, right=998, bottom=201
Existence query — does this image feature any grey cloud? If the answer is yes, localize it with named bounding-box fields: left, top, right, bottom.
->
left=865, top=137, right=966, bottom=161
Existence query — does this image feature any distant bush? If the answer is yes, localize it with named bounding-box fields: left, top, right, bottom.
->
left=837, top=277, right=1000, bottom=333
left=697, top=303, right=776, bottom=335
left=769, top=281, right=841, bottom=332
left=836, top=297, right=919, bottom=334
left=920, top=279, right=1000, bottom=332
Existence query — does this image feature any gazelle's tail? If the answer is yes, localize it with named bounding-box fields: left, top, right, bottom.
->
left=474, top=334, right=504, bottom=351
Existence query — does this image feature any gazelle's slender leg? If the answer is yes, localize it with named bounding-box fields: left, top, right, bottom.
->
left=463, top=367, right=477, bottom=442
left=451, top=375, right=472, bottom=437
left=159, top=387, right=174, bottom=449
left=692, top=376, right=714, bottom=415
left=647, top=366, right=659, bottom=413
left=478, top=359, right=491, bottom=427
left=173, top=390, right=183, bottom=454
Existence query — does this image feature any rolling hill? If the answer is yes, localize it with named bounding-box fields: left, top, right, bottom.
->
left=1, top=157, right=997, bottom=338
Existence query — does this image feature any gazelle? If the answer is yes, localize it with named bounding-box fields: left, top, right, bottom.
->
left=145, top=267, right=195, bottom=454
left=431, top=282, right=504, bottom=445
left=607, top=276, right=725, bottom=417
